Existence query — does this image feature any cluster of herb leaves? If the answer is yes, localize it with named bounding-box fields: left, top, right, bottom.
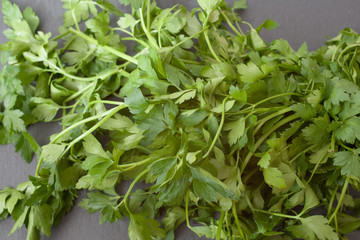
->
left=1, top=0, right=360, bottom=239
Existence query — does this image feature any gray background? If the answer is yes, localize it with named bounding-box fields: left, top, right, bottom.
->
left=1, top=0, right=360, bottom=239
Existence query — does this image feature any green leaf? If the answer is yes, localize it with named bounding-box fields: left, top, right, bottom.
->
left=128, top=214, right=166, bottom=240
left=335, top=117, right=360, bottom=144
left=118, top=0, right=144, bottom=10
left=229, top=85, right=247, bottom=103
left=3, top=109, right=26, bottom=132
left=333, top=151, right=360, bottom=179
left=83, top=134, right=108, bottom=158
left=300, top=215, right=339, bottom=240
left=31, top=98, right=60, bottom=122
left=233, top=0, right=247, bottom=9
left=197, top=0, right=221, bottom=14
left=250, top=29, right=267, bottom=51
left=291, top=103, right=316, bottom=121
left=256, top=19, right=278, bottom=31
left=40, top=144, right=66, bottom=166
left=33, top=204, right=53, bottom=236
left=224, top=118, right=246, bottom=146
left=23, top=7, right=40, bottom=33
left=190, top=167, right=237, bottom=201
left=263, top=167, right=287, bottom=189
left=237, top=62, right=273, bottom=83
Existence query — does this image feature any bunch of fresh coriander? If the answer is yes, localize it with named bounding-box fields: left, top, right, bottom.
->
left=1, top=0, right=360, bottom=239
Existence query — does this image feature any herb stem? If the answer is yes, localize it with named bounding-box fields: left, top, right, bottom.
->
left=139, top=8, right=159, bottom=50
left=232, top=202, right=245, bottom=239
left=327, top=186, right=339, bottom=217
left=204, top=29, right=222, bottom=63
left=216, top=211, right=225, bottom=240
left=203, top=97, right=229, bottom=158
left=328, top=176, right=350, bottom=224
left=69, top=28, right=138, bottom=64
left=241, top=114, right=299, bottom=173
left=123, top=168, right=150, bottom=213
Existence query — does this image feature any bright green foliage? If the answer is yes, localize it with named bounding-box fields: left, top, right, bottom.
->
left=1, top=0, right=360, bottom=239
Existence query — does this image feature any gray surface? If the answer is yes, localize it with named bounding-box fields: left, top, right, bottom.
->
left=1, top=0, right=360, bottom=239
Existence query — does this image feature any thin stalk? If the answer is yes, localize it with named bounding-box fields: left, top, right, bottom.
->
left=123, top=168, right=150, bottom=213
left=69, top=28, right=138, bottom=64
left=216, top=211, right=225, bottom=240
left=64, top=81, right=96, bottom=103
left=121, top=37, right=150, bottom=48
left=204, top=29, right=222, bottom=63
left=232, top=202, right=245, bottom=239
left=185, top=190, right=191, bottom=228
left=203, top=97, right=229, bottom=158
left=254, top=107, right=293, bottom=134
left=50, top=104, right=126, bottom=144
left=168, top=27, right=209, bottom=53
left=52, top=30, right=71, bottom=41
left=220, top=11, right=242, bottom=36
left=327, top=186, right=339, bottom=217
left=241, top=114, right=299, bottom=173
left=328, top=177, right=350, bottom=224
left=139, top=9, right=159, bottom=50
left=117, top=157, right=154, bottom=171
left=254, top=208, right=300, bottom=220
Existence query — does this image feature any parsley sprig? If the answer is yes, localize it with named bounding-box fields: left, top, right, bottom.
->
left=1, top=0, right=360, bottom=239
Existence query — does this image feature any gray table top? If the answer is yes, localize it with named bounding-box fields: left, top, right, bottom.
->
left=1, top=0, right=360, bottom=239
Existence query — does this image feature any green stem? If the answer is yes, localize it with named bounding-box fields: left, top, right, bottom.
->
left=216, top=211, right=225, bottom=240
left=241, top=114, right=299, bottom=173
left=327, top=186, right=339, bottom=217
left=254, top=107, right=293, bottom=134
left=121, top=37, right=150, bottom=48
left=47, top=59, right=126, bottom=82
left=146, top=0, right=151, bottom=30
left=168, top=27, right=209, bottom=53
left=204, top=29, right=222, bottom=63
left=232, top=202, right=245, bottom=239
left=58, top=105, right=125, bottom=161
left=289, top=145, right=314, bottom=163
left=203, top=97, right=229, bottom=158
left=50, top=104, right=126, bottom=144
left=220, top=11, right=242, bottom=36
left=123, top=168, right=150, bottom=213
left=185, top=190, right=191, bottom=228
left=53, top=30, right=71, bottom=41
left=254, top=208, right=300, bottom=220
left=328, top=177, right=350, bottom=224
left=117, top=157, right=154, bottom=171
left=36, top=105, right=125, bottom=176
left=64, top=81, right=97, bottom=103
left=69, top=28, right=138, bottom=64
left=139, top=8, right=159, bottom=50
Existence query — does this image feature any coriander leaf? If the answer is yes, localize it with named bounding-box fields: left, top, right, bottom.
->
left=300, top=215, right=339, bottom=240
left=333, top=151, right=360, bottom=179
